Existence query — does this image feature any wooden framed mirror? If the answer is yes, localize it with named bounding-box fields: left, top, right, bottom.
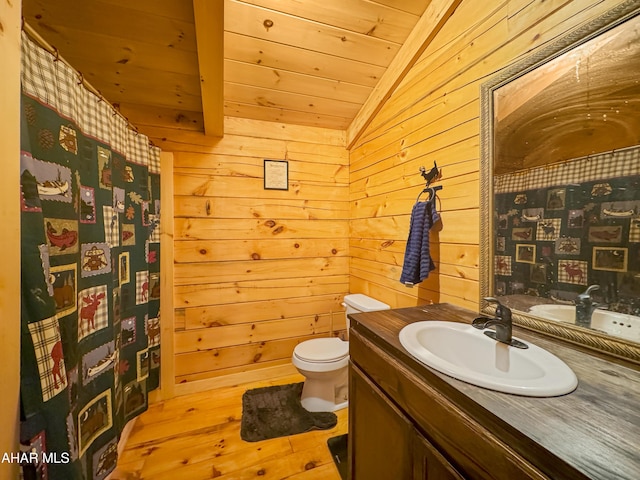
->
left=480, top=0, right=640, bottom=364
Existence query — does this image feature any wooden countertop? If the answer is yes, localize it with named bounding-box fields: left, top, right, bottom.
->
left=349, top=303, right=640, bottom=480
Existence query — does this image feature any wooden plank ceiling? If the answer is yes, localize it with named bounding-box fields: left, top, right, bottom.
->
left=22, top=0, right=434, bottom=135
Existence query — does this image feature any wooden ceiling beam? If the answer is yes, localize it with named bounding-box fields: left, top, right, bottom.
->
left=346, top=0, right=463, bottom=148
left=193, top=0, right=224, bottom=137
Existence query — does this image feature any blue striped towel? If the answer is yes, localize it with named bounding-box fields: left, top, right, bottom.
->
left=400, top=200, right=441, bottom=285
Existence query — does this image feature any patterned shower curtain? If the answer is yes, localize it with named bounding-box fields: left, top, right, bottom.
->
left=19, top=32, right=161, bottom=479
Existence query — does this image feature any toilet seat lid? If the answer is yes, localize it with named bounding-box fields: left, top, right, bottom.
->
left=294, top=338, right=348, bottom=363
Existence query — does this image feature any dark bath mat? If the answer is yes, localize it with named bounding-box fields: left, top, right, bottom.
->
left=327, top=433, right=348, bottom=480
left=240, top=382, right=337, bottom=442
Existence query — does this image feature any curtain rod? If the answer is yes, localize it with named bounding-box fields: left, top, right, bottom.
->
left=21, top=20, right=141, bottom=135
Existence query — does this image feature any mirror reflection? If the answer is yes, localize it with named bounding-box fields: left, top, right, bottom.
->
left=484, top=5, right=640, bottom=349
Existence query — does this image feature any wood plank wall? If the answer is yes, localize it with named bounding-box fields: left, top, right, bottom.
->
left=141, top=119, right=349, bottom=387
left=127, top=0, right=622, bottom=391
left=1, top=0, right=23, bottom=475
left=348, top=0, right=621, bottom=312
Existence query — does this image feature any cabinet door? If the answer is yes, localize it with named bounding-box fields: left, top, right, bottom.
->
left=413, top=431, right=465, bottom=480
left=349, top=363, right=414, bottom=480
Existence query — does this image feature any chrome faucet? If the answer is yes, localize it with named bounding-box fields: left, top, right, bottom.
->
left=472, top=297, right=528, bottom=349
left=575, top=285, right=600, bottom=328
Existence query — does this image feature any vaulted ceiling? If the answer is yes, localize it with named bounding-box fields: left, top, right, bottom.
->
left=22, top=0, right=455, bottom=141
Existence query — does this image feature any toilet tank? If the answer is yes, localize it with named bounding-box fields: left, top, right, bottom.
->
left=343, top=294, right=390, bottom=331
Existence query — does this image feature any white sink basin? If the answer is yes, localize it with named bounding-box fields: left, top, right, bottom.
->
left=529, top=305, right=640, bottom=342
left=399, top=321, right=577, bottom=397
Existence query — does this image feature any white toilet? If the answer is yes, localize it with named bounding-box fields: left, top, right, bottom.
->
left=292, top=293, right=390, bottom=412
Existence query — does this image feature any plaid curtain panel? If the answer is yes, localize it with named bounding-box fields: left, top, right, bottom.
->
left=494, top=146, right=640, bottom=194
left=20, top=32, right=161, bottom=480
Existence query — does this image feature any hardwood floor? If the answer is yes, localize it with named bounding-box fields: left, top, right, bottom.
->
left=110, top=373, right=347, bottom=479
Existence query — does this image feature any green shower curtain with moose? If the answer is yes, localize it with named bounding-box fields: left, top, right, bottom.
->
left=19, top=32, right=161, bottom=479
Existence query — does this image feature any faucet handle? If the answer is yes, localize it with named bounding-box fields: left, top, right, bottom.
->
left=580, top=285, right=600, bottom=296
left=483, top=296, right=503, bottom=314
left=483, top=296, right=502, bottom=305
left=576, top=285, right=600, bottom=304
left=483, top=297, right=512, bottom=323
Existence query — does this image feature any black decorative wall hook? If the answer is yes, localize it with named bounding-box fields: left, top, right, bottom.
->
left=416, top=162, right=442, bottom=203
left=419, top=161, right=441, bottom=187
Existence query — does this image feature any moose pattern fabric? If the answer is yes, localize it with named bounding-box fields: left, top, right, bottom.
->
left=20, top=33, right=160, bottom=479
left=493, top=147, right=640, bottom=312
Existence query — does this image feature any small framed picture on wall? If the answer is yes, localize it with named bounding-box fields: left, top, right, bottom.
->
left=264, top=159, right=289, bottom=190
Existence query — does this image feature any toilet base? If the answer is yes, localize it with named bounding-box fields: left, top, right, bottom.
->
left=299, top=366, right=348, bottom=412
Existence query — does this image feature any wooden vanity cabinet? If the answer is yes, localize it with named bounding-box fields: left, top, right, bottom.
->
left=348, top=328, right=551, bottom=480
left=347, top=304, right=640, bottom=480
left=349, top=362, right=463, bottom=479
